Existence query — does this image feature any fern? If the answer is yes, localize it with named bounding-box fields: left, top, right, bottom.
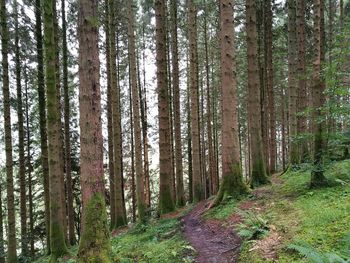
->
left=236, top=210, right=269, bottom=240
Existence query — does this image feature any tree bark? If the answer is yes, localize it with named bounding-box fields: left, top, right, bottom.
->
left=0, top=183, right=4, bottom=263
left=288, top=0, right=299, bottom=165
left=310, top=0, right=328, bottom=187
left=170, top=0, right=185, bottom=207
left=77, top=0, right=111, bottom=259
left=1, top=0, right=17, bottom=260
left=246, top=0, right=269, bottom=187
left=35, top=0, right=51, bottom=252
left=155, top=0, right=176, bottom=214
left=43, top=0, right=68, bottom=258
left=214, top=0, right=248, bottom=205
left=109, top=0, right=127, bottom=228
left=188, top=0, right=204, bottom=202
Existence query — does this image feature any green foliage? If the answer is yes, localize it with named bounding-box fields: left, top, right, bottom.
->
left=111, top=218, right=194, bottom=262
left=236, top=210, right=269, bottom=240
left=203, top=198, right=238, bottom=220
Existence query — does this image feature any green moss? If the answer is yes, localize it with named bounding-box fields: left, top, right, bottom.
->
left=158, top=185, right=175, bottom=215
left=77, top=193, right=111, bottom=263
left=49, top=220, right=68, bottom=262
left=250, top=159, right=270, bottom=188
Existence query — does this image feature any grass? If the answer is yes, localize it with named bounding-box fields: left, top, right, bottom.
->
left=34, top=217, right=194, bottom=263
left=238, top=160, right=350, bottom=262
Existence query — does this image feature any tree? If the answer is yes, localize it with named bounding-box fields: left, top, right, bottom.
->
left=128, top=0, right=146, bottom=221
left=213, top=0, right=248, bottom=205
left=35, top=0, right=51, bottom=252
left=246, top=0, right=269, bottom=187
left=155, top=0, right=175, bottom=214
left=296, top=0, right=308, bottom=162
left=310, top=0, right=327, bottom=188
left=1, top=0, right=17, bottom=260
left=0, top=184, right=4, bottom=263
left=288, top=0, right=299, bottom=165
left=109, top=0, right=127, bottom=228
left=76, top=0, right=111, bottom=259
left=62, top=0, right=76, bottom=245
left=14, top=0, right=28, bottom=257
left=170, top=0, right=185, bottom=207
left=188, top=0, right=204, bottom=202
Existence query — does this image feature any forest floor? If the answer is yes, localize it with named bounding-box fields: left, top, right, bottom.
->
left=34, top=159, right=350, bottom=263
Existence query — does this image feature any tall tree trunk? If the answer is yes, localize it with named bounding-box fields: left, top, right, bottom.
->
left=15, top=1, right=28, bottom=256
left=265, top=0, right=276, bottom=173
left=105, top=0, right=116, bottom=227
left=288, top=0, right=299, bottom=165
left=35, top=0, right=51, bottom=252
left=1, top=0, right=17, bottom=261
left=109, top=0, right=127, bottom=228
left=0, top=183, right=4, bottom=263
left=170, top=0, right=185, bottom=207
left=340, top=0, right=344, bottom=29
left=139, top=44, right=151, bottom=207
left=24, top=67, right=35, bottom=258
left=128, top=0, right=146, bottom=221
left=204, top=2, right=216, bottom=196
left=214, top=0, right=248, bottom=205
left=188, top=0, right=204, bottom=202
left=187, top=62, right=193, bottom=203
left=77, top=0, right=111, bottom=259
left=246, top=0, right=269, bottom=187
left=156, top=0, right=176, bottom=214
left=62, top=0, right=76, bottom=245
left=296, top=0, right=309, bottom=162
left=130, top=76, right=136, bottom=223
left=310, top=0, right=328, bottom=187
left=43, top=0, right=68, bottom=258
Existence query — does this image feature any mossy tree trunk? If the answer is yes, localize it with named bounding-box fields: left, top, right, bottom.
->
left=109, top=0, right=127, bottom=228
left=288, top=0, right=299, bottom=166
left=1, top=0, right=17, bottom=261
left=15, top=0, right=28, bottom=257
left=128, top=0, right=147, bottom=221
left=170, top=0, right=185, bottom=207
left=62, top=0, right=76, bottom=245
left=214, top=0, right=248, bottom=206
left=310, top=0, right=328, bottom=188
left=35, top=0, right=51, bottom=252
left=155, top=0, right=176, bottom=214
left=77, top=0, right=111, bottom=260
left=43, top=0, right=68, bottom=259
left=246, top=0, right=269, bottom=187
left=188, top=0, right=204, bottom=202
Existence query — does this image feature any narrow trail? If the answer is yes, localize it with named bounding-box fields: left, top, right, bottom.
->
left=181, top=201, right=241, bottom=263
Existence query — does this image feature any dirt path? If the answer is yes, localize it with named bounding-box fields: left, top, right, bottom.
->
left=181, top=201, right=241, bottom=263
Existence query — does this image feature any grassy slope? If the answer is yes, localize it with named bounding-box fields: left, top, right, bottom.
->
left=34, top=160, right=350, bottom=263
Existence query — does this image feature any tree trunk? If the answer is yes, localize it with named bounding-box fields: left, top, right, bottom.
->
left=0, top=182, right=4, bottom=263
left=24, top=67, right=35, bottom=258
left=15, top=0, right=28, bottom=256
left=187, top=60, right=193, bottom=203
left=62, top=0, right=76, bottom=245
left=265, top=0, right=276, bottom=173
left=188, top=0, right=204, bottom=202
left=214, top=0, right=248, bottom=205
left=246, top=0, right=269, bottom=187
left=1, top=0, right=17, bottom=261
left=128, top=0, right=146, bottom=221
left=105, top=0, right=116, bottom=228
left=310, top=0, right=328, bottom=187
left=35, top=0, right=51, bottom=252
left=340, top=0, right=344, bottom=29
left=296, top=0, right=309, bottom=162
left=288, top=0, right=299, bottom=165
left=129, top=75, right=136, bottom=223
left=77, top=0, right=111, bottom=259
left=109, top=0, right=127, bottom=228
left=170, top=0, right=185, bottom=207
left=43, top=0, right=68, bottom=258
left=155, top=0, right=176, bottom=214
